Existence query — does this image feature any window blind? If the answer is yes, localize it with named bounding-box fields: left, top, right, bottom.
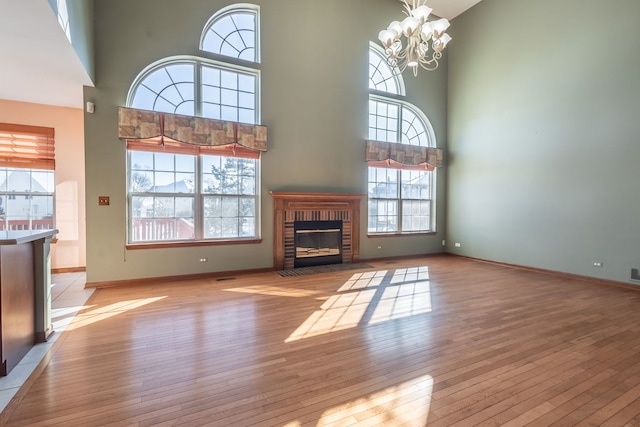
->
left=0, top=123, right=55, bottom=170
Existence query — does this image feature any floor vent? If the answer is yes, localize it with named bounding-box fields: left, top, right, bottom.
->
left=216, top=277, right=236, bottom=282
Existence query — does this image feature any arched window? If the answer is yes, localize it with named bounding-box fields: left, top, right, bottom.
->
left=129, top=61, right=196, bottom=115
left=367, top=45, right=437, bottom=234
left=369, top=47, right=403, bottom=96
left=125, top=5, right=261, bottom=244
left=200, top=5, right=259, bottom=62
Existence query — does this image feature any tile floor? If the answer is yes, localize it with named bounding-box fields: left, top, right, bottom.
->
left=0, top=272, right=93, bottom=413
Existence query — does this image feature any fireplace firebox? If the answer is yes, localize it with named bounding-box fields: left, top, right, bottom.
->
left=294, top=220, right=342, bottom=268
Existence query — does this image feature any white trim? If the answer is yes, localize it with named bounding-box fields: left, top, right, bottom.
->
left=199, top=4, right=260, bottom=64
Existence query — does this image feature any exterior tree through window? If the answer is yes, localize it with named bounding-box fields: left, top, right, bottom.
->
left=126, top=5, right=260, bottom=244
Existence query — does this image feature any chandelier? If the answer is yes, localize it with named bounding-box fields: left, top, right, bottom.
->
left=378, top=0, right=452, bottom=76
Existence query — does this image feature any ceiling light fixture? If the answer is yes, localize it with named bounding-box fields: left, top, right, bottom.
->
left=378, top=0, right=452, bottom=76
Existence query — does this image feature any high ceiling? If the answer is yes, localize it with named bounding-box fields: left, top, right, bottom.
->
left=0, top=0, right=92, bottom=109
left=0, top=0, right=480, bottom=110
left=417, top=0, right=482, bottom=20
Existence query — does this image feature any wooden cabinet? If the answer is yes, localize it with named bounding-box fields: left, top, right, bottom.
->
left=0, top=230, right=56, bottom=376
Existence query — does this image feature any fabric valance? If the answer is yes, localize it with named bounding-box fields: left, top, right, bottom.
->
left=118, top=107, right=267, bottom=152
left=365, top=140, right=443, bottom=171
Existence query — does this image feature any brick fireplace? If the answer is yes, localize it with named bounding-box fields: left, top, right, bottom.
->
left=270, top=192, right=364, bottom=270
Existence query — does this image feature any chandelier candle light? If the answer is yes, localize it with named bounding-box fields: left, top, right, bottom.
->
left=378, top=0, right=452, bottom=76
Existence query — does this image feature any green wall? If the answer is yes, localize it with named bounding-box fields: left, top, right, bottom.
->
left=84, top=0, right=448, bottom=283
left=447, top=0, right=640, bottom=283
left=48, top=0, right=95, bottom=82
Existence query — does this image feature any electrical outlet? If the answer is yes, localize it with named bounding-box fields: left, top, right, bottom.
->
left=199, top=258, right=208, bottom=262
left=592, top=261, right=603, bottom=267
left=442, top=240, right=446, bottom=246
left=377, top=245, right=382, bottom=249
left=98, top=196, right=109, bottom=206
left=454, top=242, right=461, bottom=248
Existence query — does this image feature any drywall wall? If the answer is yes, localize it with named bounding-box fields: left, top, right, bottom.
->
left=84, top=0, right=448, bottom=282
left=447, top=0, right=640, bottom=283
left=48, top=0, right=95, bottom=83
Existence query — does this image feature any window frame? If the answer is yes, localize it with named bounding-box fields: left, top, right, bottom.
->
left=126, top=151, right=260, bottom=244
left=125, top=5, right=262, bottom=247
left=0, top=167, right=55, bottom=232
left=200, top=4, right=260, bottom=64
left=367, top=47, right=437, bottom=236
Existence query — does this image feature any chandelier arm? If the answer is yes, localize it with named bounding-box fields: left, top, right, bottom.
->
left=418, top=51, right=442, bottom=71
left=379, top=0, right=450, bottom=76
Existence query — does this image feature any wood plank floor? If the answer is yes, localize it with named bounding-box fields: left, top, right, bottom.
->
left=4, top=254, right=640, bottom=426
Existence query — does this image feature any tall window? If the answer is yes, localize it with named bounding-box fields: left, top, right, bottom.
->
left=0, top=124, right=55, bottom=231
left=126, top=5, right=260, bottom=243
left=367, top=46, right=436, bottom=234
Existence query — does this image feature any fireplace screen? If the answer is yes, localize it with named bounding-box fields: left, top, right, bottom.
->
left=294, top=220, right=342, bottom=268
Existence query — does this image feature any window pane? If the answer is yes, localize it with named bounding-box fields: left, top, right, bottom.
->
left=175, top=154, right=195, bottom=173
left=221, top=70, right=238, bottom=90
left=202, top=67, right=221, bottom=86
left=202, top=103, right=221, bottom=120
left=368, top=49, right=400, bottom=95
left=368, top=199, right=397, bottom=233
left=131, top=196, right=152, bottom=218
left=401, top=170, right=430, bottom=200
left=202, top=11, right=257, bottom=62
left=154, top=172, right=175, bottom=192
left=130, top=171, right=153, bottom=192
left=155, top=153, right=174, bottom=171
left=369, top=100, right=399, bottom=143
left=238, top=74, right=255, bottom=92
left=130, top=195, right=195, bottom=242
left=175, top=173, right=195, bottom=193
left=0, top=170, right=6, bottom=192
left=238, top=108, right=255, bottom=124
left=175, top=197, right=194, bottom=218
left=401, top=106, right=430, bottom=147
left=0, top=168, right=55, bottom=231
left=221, top=106, right=238, bottom=121
left=130, top=62, right=195, bottom=114
left=402, top=200, right=431, bottom=232
left=154, top=197, right=175, bottom=217
left=130, top=151, right=153, bottom=170
left=221, top=88, right=238, bottom=106
left=32, top=171, right=55, bottom=192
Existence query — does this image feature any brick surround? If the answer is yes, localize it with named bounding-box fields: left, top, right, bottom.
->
left=270, top=192, right=365, bottom=270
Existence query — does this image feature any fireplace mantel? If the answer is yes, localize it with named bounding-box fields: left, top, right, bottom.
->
left=270, top=192, right=364, bottom=270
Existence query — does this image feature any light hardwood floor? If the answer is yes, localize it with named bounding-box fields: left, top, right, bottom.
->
left=3, top=255, right=640, bottom=426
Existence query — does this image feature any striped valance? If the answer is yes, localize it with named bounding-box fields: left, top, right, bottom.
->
left=118, top=107, right=267, bottom=152
left=366, top=140, right=443, bottom=171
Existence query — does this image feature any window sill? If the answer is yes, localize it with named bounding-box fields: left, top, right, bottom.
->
left=367, top=232, right=436, bottom=238
left=126, top=238, right=262, bottom=250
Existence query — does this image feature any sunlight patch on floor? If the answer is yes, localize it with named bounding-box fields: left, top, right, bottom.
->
left=66, top=297, right=167, bottom=330
left=286, top=267, right=432, bottom=342
left=224, top=285, right=321, bottom=298
left=314, top=374, right=434, bottom=426
left=338, top=270, right=388, bottom=292
left=285, top=289, right=376, bottom=342
left=369, top=281, right=432, bottom=324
